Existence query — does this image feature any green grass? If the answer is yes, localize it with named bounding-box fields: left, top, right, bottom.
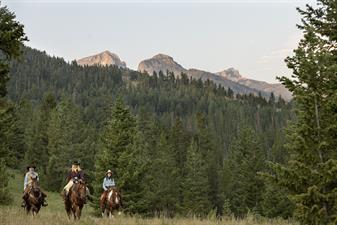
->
left=0, top=170, right=298, bottom=225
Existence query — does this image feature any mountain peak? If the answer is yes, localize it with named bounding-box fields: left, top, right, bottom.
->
left=153, top=53, right=173, bottom=60
left=138, top=53, right=186, bottom=76
left=217, top=68, right=242, bottom=81
left=77, top=50, right=126, bottom=68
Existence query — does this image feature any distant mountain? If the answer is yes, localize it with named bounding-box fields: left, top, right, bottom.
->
left=217, top=68, right=292, bottom=101
left=138, top=54, right=187, bottom=76
left=138, top=54, right=291, bottom=100
left=77, top=51, right=291, bottom=100
left=77, top=50, right=126, bottom=68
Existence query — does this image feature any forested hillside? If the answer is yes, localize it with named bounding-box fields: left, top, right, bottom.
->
left=1, top=46, right=294, bottom=218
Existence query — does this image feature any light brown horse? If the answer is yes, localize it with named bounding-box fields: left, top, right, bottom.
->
left=24, top=178, right=43, bottom=215
left=64, top=179, right=87, bottom=220
left=101, top=187, right=122, bottom=218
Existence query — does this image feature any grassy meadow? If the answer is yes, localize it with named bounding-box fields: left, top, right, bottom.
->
left=0, top=171, right=298, bottom=225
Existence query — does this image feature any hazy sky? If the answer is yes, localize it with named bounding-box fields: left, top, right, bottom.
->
left=3, top=0, right=317, bottom=83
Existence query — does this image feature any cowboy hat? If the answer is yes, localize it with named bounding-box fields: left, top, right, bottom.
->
left=26, top=165, right=36, bottom=170
left=72, top=160, right=81, bottom=165
left=106, top=169, right=112, bottom=175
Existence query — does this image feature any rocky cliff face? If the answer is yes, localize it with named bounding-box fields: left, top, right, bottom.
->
left=217, top=68, right=292, bottom=101
left=138, top=54, right=292, bottom=100
left=77, top=50, right=126, bottom=68
left=138, top=54, right=187, bottom=76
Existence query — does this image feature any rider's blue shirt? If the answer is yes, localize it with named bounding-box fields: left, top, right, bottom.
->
left=24, top=171, right=39, bottom=190
left=103, top=177, right=115, bottom=191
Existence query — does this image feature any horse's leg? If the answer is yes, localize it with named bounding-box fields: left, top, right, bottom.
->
left=109, top=210, right=114, bottom=219
left=108, top=206, right=114, bottom=219
left=76, top=205, right=82, bottom=220
left=101, top=205, right=104, bottom=217
left=100, top=197, right=106, bottom=217
left=36, top=206, right=40, bottom=215
left=64, top=202, right=70, bottom=219
left=71, top=205, right=76, bottom=220
left=25, top=205, right=31, bottom=215
left=73, top=204, right=79, bottom=220
left=116, top=205, right=122, bottom=215
left=78, top=205, right=83, bottom=220
left=31, top=206, right=37, bottom=217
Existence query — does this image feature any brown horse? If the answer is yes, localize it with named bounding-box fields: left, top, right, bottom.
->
left=101, top=187, right=122, bottom=218
left=24, top=178, right=43, bottom=215
left=64, top=179, right=87, bottom=220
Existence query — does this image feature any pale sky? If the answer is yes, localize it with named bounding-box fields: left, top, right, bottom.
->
left=3, top=0, right=317, bottom=83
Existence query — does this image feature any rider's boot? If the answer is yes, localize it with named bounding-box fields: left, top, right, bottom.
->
left=42, top=199, right=48, bottom=207
left=41, top=192, right=48, bottom=206
left=21, top=192, right=27, bottom=208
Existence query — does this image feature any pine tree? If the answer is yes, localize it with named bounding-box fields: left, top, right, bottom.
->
left=0, top=2, right=27, bottom=205
left=0, top=2, right=28, bottom=97
left=94, top=97, right=137, bottom=212
left=46, top=99, right=90, bottom=191
left=195, top=113, right=221, bottom=213
left=224, top=128, right=266, bottom=217
left=148, top=133, right=179, bottom=216
left=269, top=1, right=337, bottom=224
left=0, top=101, right=27, bottom=168
left=169, top=118, right=189, bottom=208
left=260, top=130, right=294, bottom=219
left=182, top=138, right=211, bottom=216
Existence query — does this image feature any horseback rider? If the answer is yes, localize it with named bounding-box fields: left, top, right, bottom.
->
left=21, top=165, right=48, bottom=207
left=62, top=160, right=90, bottom=203
left=100, top=169, right=116, bottom=207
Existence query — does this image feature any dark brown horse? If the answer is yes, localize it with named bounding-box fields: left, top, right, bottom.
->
left=101, top=187, right=122, bottom=218
left=24, top=178, right=43, bottom=215
left=64, top=179, right=87, bottom=220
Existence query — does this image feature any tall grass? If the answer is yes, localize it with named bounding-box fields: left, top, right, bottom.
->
left=0, top=171, right=298, bottom=225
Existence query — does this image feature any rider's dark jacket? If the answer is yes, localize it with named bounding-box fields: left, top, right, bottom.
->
left=67, top=170, right=84, bottom=182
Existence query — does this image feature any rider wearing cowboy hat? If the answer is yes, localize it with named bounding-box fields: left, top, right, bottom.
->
left=22, top=165, right=48, bottom=207
left=103, top=170, right=115, bottom=191
left=62, top=160, right=90, bottom=203
left=100, top=169, right=116, bottom=208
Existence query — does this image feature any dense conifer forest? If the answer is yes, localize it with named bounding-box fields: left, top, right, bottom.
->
left=1, top=46, right=294, bottom=217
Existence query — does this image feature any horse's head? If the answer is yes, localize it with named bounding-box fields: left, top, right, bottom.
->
left=73, top=179, right=87, bottom=200
left=31, top=177, right=38, bottom=187
left=32, top=187, right=41, bottom=198
left=30, top=177, right=41, bottom=198
left=107, top=187, right=121, bottom=206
